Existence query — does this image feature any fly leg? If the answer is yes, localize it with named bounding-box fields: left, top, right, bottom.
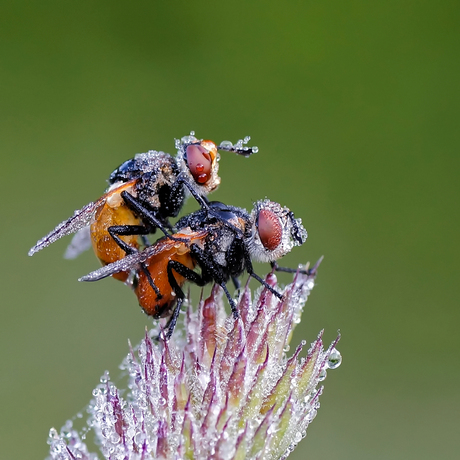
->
left=120, top=191, right=186, bottom=242
left=171, top=174, right=244, bottom=237
left=243, top=252, right=284, bottom=300
left=108, top=225, right=149, bottom=255
left=270, top=255, right=324, bottom=276
left=106, top=226, right=162, bottom=297
left=189, top=244, right=240, bottom=319
left=163, top=260, right=208, bottom=339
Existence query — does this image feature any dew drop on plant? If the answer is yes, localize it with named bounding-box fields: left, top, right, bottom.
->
left=327, top=349, right=342, bottom=369
left=100, top=371, right=109, bottom=384
left=47, top=428, right=59, bottom=444
left=305, top=279, right=315, bottom=290
left=110, top=432, right=121, bottom=444
left=318, top=368, right=327, bottom=381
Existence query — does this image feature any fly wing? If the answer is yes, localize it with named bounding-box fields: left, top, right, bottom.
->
left=28, top=179, right=140, bottom=257
left=28, top=199, right=102, bottom=256
left=79, top=228, right=208, bottom=282
left=64, top=226, right=92, bottom=259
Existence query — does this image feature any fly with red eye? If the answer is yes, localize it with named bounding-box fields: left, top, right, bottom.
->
left=28, top=133, right=257, bottom=289
left=79, top=200, right=309, bottom=339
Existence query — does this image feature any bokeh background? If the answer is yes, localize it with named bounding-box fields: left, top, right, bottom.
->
left=1, top=1, right=459, bottom=459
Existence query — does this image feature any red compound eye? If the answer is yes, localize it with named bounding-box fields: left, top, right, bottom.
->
left=257, top=209, right=282, bottom=251
left=186, top=144, right=212, bottom=184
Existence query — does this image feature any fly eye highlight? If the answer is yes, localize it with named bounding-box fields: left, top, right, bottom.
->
left=185, top=144, right=212, bottom=184
left=257, top=209, right=283, bottom=251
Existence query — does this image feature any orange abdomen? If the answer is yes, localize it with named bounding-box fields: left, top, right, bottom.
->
left=134, top=247, right=196, bottom=318
left=91, top=183, right=141, bottom=281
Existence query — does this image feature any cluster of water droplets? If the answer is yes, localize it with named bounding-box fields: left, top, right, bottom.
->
left=218, top=136, right=259, bottom=154
left=46, top=266, right=340, bottom=460
left=176, top=131, right=198, bottom=150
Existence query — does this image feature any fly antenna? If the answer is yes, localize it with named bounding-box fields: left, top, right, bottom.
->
left=217, top=136, right=258, bottom=157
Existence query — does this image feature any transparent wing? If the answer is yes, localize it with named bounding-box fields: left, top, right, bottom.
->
left=28, top=200, right=101, bottom=256
left=78, top=239, right=175, bottom=282
left=64, top=226, right=92, bottom=259
left=79, top=229, right=208, bottom=282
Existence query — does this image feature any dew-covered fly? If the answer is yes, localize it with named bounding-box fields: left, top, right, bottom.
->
left=79, top=200, right=308, bottom=338
left=28, top=133, right=257, bottom=284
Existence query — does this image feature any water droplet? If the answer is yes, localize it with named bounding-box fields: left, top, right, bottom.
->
left=50, top=442, right=63, bottom=454
left=327, top=349, right=342, bottom=370
left=294, top=431, right=302, bottom=443
left=110, top=432, right=121, bottom=444
left=219, top=140, right=233, bottom=149
left=47, top=428, right=59, bottom=444
left=252, top=146, right=259, bottom=153
left=135, top=432, right=146, bottom=445
left=305, top=280, right=315, bottom=290
left=308, top=408, right=317, bottom=422
left=318, top=368, right=327, bottom=381
left=100, top=371, right=109, bottom=384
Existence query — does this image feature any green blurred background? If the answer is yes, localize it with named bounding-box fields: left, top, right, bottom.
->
left=1, top=1, right=459, bottom=458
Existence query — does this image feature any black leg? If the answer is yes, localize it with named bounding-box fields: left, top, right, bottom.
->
left=220, top=282, right=239, bottom=319
left=139, top=263, right=162, bottom=298
left=108, top=225, right=149, bottom=255
left=107, top=228, right=136, bottom=255
left=270, top=261, right=314, bottom=276
left=244, top=252, right=283, bottom=300
left=189, top=244, right=239, bottom=318
left=173, top=174, right=244, bottom=237
left=163, top=297, right=183, bottom=340
left=249, top=271, right=283, bottom=300
left=168, top=260, right=207, bottom=286
left=170, top=173, right=210, bottom=211
left=163, top=260, right=208, bottom=339
left=107, top=226, right=161, bottom=296
left=120, top=191, right=185, bottom=241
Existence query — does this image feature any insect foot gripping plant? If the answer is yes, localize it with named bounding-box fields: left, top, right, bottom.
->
left=46, top=262, right=341, bottom=460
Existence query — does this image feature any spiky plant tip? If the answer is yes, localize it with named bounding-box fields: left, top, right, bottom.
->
left=47, top=263, right=341, bottom=460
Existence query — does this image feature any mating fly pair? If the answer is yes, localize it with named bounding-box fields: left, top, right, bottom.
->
left=29, top=132, right=257, bottom=283
left=80, top=200, right=308, bottom=339
left=29, top=133, right=309, bottom=339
